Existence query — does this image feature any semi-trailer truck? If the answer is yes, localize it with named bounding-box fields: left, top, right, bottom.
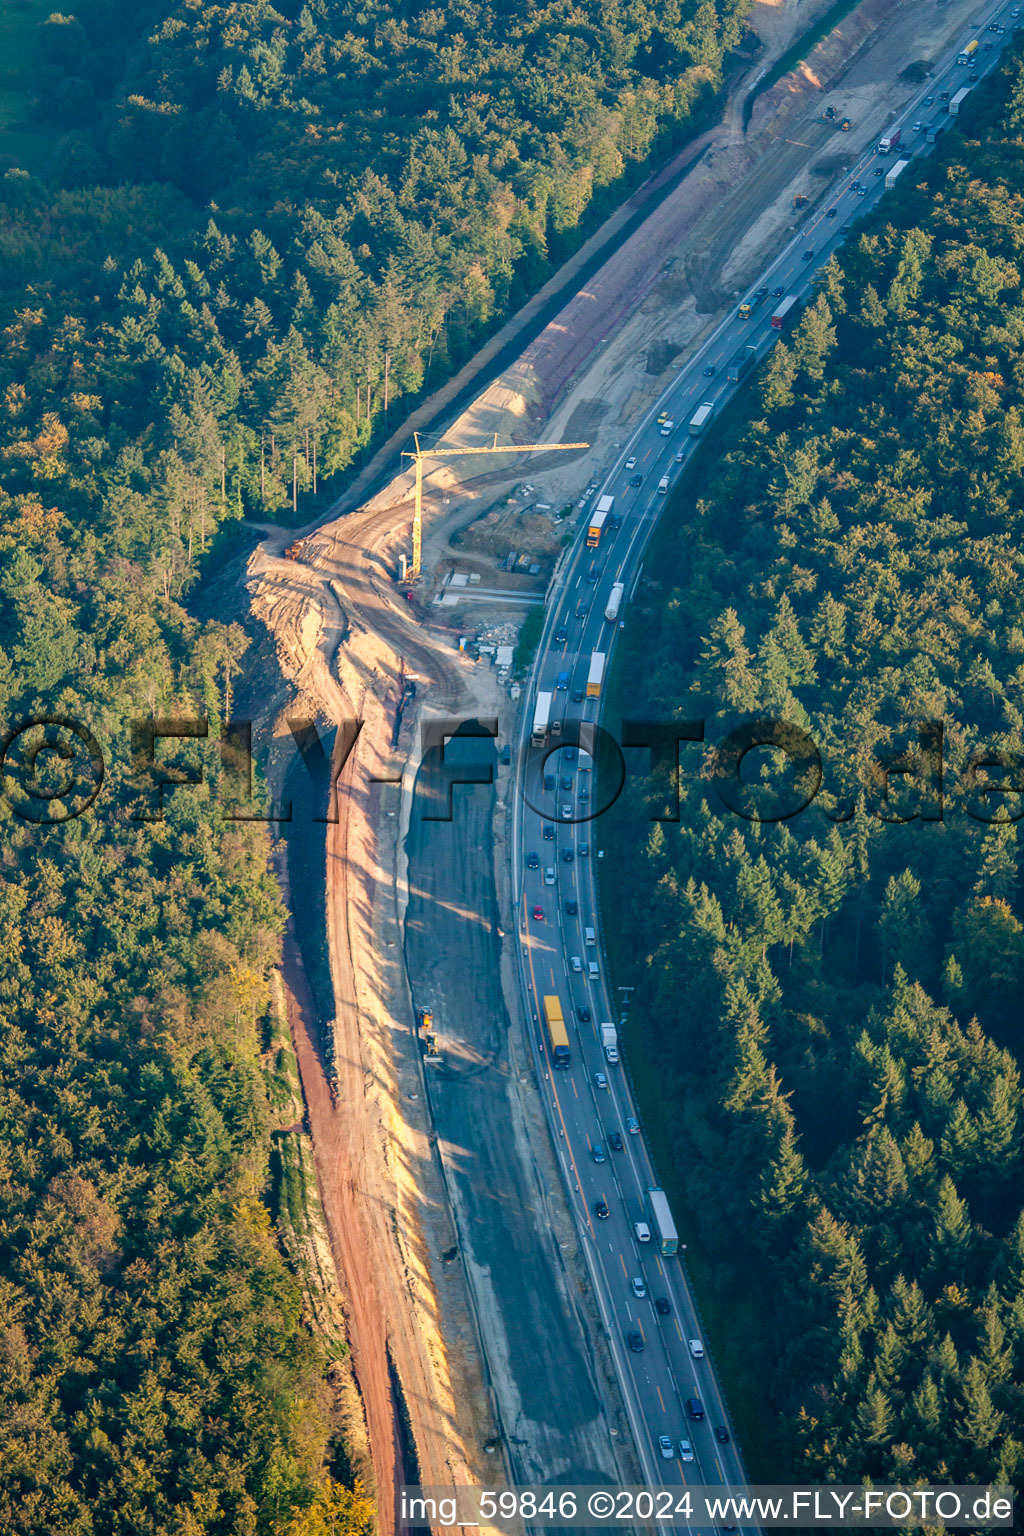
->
left=601, top=1023, right=619, bottom=1064
left=648, top=1188, right=679, bottom=1256
left=877, top=128, right=902, bottom=154
left=726, top=344, right=757, bottom=383
left=770, top=294, right=799, bottom=329
left=532, top=691, right=552, bottom=746
left=949, top=86, right=971, bottom=116
left=542, top=996, right=570, bottom=1068
left=586, top=509, right=607, bottom=548
left=885, top=158, right=909, bottom=191
left=586, top=651, right=606, bottom=699
left=604, top=582, right=624, bottom=622
left=688, top=401, right=714, bottom=436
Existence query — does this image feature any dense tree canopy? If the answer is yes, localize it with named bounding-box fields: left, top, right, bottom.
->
left=0, top=0, right=750, bottom=1526
left=602, top=43, right=1024, bottom=1487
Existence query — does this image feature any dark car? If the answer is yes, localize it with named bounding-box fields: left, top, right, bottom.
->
left=577, top=1005, right=591, bottom=1023
left=826, top=207, right=838, bottom=218
left=802, top=249, right=815, bottom=260
left=850, top=180, right=861, bottom=191
left=595, top=1200, right=609, bottom=1220
left=555, top=627, right=568, bottom=644
left=873, top=166, right=885, bottom=176
left=527, top=852, right=539, bottom=869
left=702, top=364, right=716, bottom=377
left=687, top=1398, right=705, bottom=1421
left=572, top=688, right=584, bottom=703
left=544, top=773, right=555, bottom=791
left=591, top=1143, right=606, bottom=1164
left=608, top=514, right=622, bottom=530
left=655, top=1296, right=671, bottom=1316
left=715, top=1425, right=731, bottom=1444
left=627, top=1330, right=645, bottom=1353
left=771, top=285, right=785, bottom=297
left=543, top=823, right=554, bottom=840
left=565, top=899, right=578, bottom=916
left=561, top=775, right=573, bottom=790
left=562, top=848, right=574, bottom=863
left=578, top=843, right=589, bottom=857
left=607, top=1130, right=624, bottom=1151
left=564, top=747, right=576, bottom=761
left=629, top=474, right=643, bottom=487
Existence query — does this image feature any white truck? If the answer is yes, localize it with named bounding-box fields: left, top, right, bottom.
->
left=949, top=86, right=971, bottom=116
left=885, top=158, right=909, bottom=191
left=601, top=1023, right=619, bottom=1064
left=877, top=128, right=902, bottom=154
left=531, top=690, right=552, bottom=746
left=595, top=493, right=614, bottom=515
left=688, top=401, right=714, bottom=437
left=604, top=582, right=624, bottom=622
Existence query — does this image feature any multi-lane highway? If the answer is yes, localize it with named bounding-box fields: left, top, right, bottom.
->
left=509, top=2, right=1019, bottom=1515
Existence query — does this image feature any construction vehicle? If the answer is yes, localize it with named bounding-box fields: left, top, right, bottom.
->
left=840, top=117, right=852, bottom=131
left=957, top=38, right=979, bottom=65
left=792, top=192, right=809, bottom=209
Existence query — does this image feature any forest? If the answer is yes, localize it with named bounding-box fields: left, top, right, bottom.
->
left=0, top=0, right=750, bottom=1529
left=602, top=40, right=1024, bottom=1490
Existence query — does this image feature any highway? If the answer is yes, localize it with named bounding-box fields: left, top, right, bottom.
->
left=508, top=5, right=1019, bottom=1525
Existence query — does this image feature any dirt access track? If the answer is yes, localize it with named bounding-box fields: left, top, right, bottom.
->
left=245, top=1, right=987, bottom=1531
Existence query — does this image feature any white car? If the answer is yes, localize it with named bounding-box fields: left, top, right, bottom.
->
left=689, top=1338, right=705, bottom=1359
left=635, top=1222, right=651, bottom=1243
left=632, top=1276, right=646, bottom=1298
left=571, top=955, right=582, bottom=972
left=658, top=1435, right=674, bottom=1460
left=625, top=455, right=637, bottom=469
left=595, top=1071, right=609, bottom=1090
left=561, top=804, right=572, bottom=819
left=912, top=120, right=922, bottom=131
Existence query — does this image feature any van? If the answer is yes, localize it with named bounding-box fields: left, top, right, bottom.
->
left=686, top=1397, right=705, bottom=1421
left=658, top=475, right=670, bottom=493
left=635, top=1222, right=651, bottom=1243
left=544, top=867, right=555, bottom=886
left=584, top=927, right=596, bottom=946
left=659, top=420, right=674, bottom=436
left=587, top=960, right=600, bottom=981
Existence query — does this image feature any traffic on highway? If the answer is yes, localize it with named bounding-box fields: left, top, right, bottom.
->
left=511, top=2, right=1018, bottom=1520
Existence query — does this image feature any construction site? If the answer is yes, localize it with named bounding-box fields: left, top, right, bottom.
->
left=228, top=1, right=990, bottom=1529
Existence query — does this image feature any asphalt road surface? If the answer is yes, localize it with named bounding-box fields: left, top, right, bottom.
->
left=405, top=735, right=623, bottom=1490
left=511, top=7, right=1019, bottom=1528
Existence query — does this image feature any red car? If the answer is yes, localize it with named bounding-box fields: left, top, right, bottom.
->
left=532, top=904, right=544, bottom=921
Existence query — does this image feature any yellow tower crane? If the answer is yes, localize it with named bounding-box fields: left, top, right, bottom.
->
left=400, top=432, right=589, bottom=580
